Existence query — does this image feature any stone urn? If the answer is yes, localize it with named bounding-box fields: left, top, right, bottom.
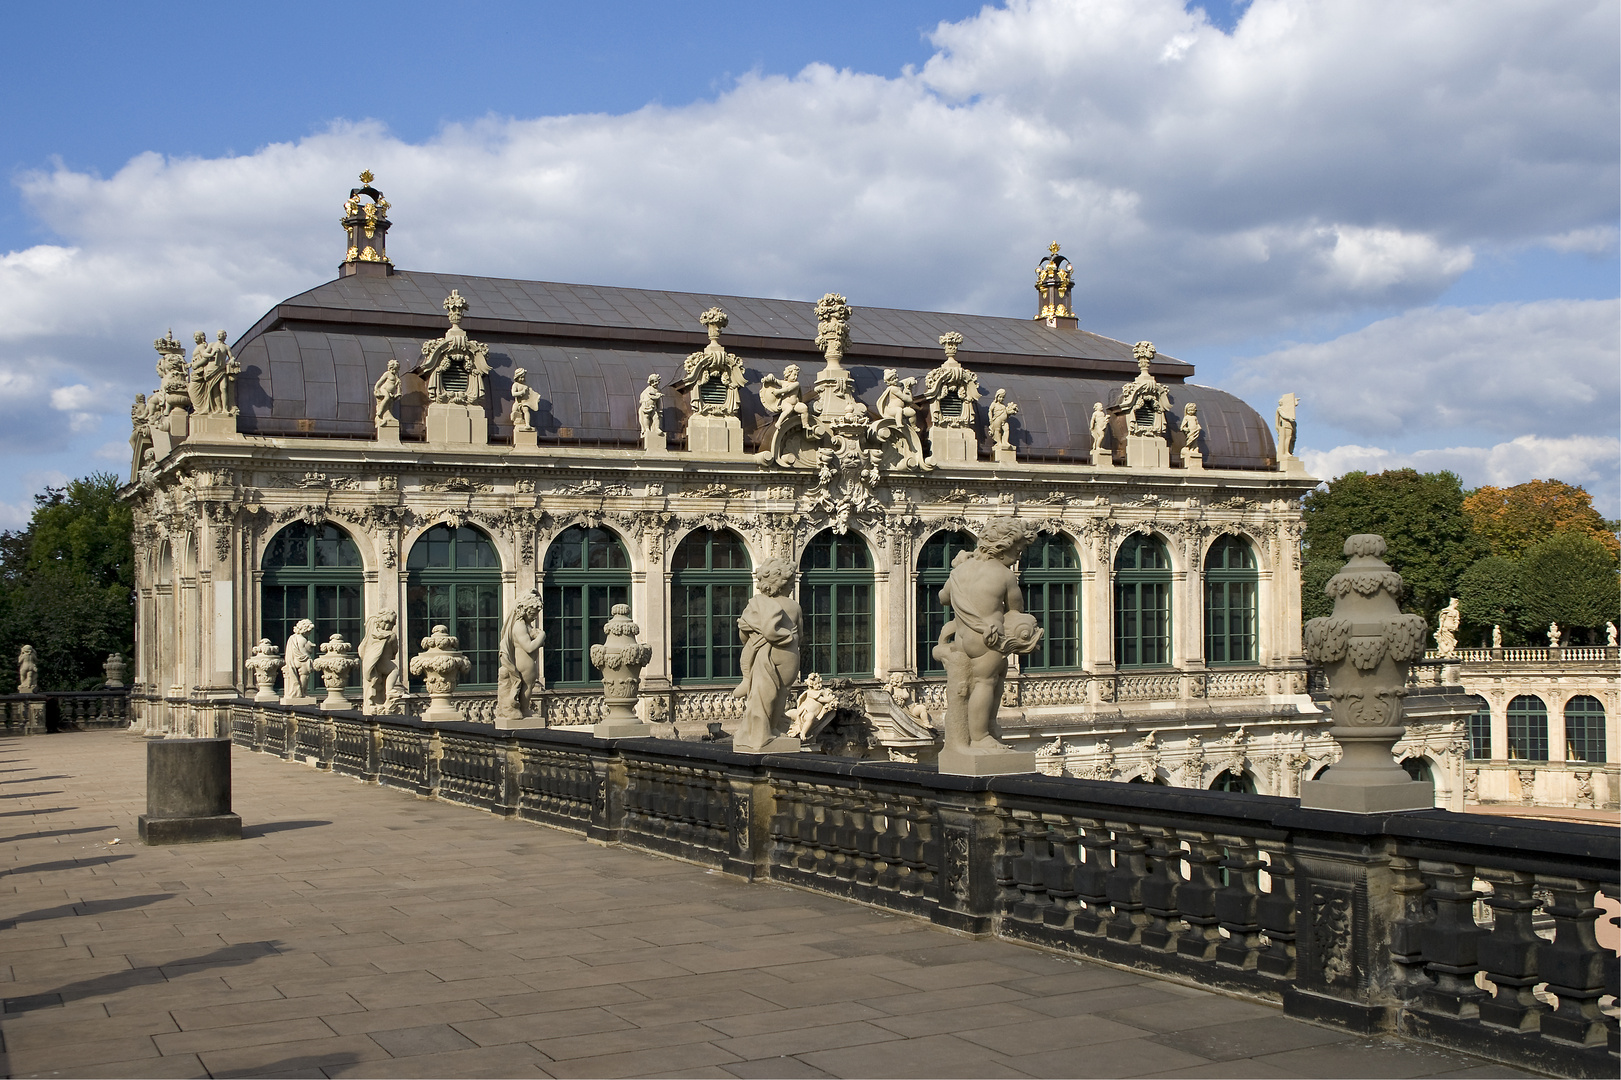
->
left=409, top=624, right=470, bottom=724
left=311, top=634, right=359, bottom=711
left=103, top=653, right=127, bottom=689
left=1301, top=534, right=1433, bottom=812
left=244, top=639, right=282, bottom=702
left=589, top=604, right=653, bottom=738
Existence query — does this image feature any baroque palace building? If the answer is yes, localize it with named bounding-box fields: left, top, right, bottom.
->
left=124, top=174, right=1483, bottom=804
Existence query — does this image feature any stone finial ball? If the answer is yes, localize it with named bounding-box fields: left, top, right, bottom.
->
left=1343, top=534, right=1388, bottom=558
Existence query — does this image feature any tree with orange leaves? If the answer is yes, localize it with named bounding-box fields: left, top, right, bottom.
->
left=1462, top=479, right=1619, bottom=561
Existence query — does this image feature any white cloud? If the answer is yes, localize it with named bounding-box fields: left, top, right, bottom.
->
left=1232, top=299, right=1619, bottom=440
left=1301, top=434, right=1621, bottom=515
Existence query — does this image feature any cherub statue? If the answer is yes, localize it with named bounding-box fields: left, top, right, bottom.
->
left=987, top=389, right=1018, bottom=451
left=874, top=368, right=929, bottom=469
left=509, top=368, right=538, bottom=431
left=281, top=619, right=317, bottom=702
left=1608, top=621, right=1617, bottom=648
left=496, top=590, right=545, bottom=722
left=785, top=671, right=840, bottom=739
left=882, top=671, right=934, bottom=731
left=358, top=610, right=401, bottom=714
left=373, top=359, right=401, bottom=425
left=638, top=373, right=664, bottom=439
left=1089, top=401, right=1110, bottom=463
left=17, top=645, right=38, bottom=694
left=730, top=557, right=803, bottom=750
left=1179, top=403, right=1202, bottom=453
left=757, top=364, right=815, bottom=467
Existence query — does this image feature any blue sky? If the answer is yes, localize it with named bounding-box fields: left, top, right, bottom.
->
left=1, top=0, right=1616, bottom=522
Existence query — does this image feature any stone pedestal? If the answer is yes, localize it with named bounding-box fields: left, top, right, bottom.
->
left=1126, top=434, right=1170, bottom=468
left=993, top=446, right=1017, bottom=465
left=138, top=738, right=241, bottom=845
left=1279, top=453, right=1307, bottom=475
left=687, top=414, right=744, bottom=454
left=593, top=715, right=651, bottom=739
left=642, top=431, right=667, bottom=453
left=1183, top=448, right=1204, bottom=471
left=733, top=734, right=801, bottom=755
left=937, top=746, right=1038, bottom=776
left=494, top=713, right=543, bottom=731
left=279, top=690, right=316, bottom=707
left=928, top=426, right=977, bottom=464
left=375, top=417, right=400, bottom=444
left=512, top=428, right=538, bottom=449
left=1091, top=449, right=1114, bottom=468
left=426, top=403, right=488, bottom=445
left=188, top=413, right=240, bottom=440
left=166, top=408, right=190, bottom=439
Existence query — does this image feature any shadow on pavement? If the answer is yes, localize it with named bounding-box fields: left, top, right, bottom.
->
left=0, top=854, right=135, bottom=877
left=0, top=806, right=73, bottom=817
left=242, top=819, right=333, bottom=839
left=0, top=824, right=113, bottom=845
left=2, top=774, right=70, bottom=784
left=0, top=790, right=65, bottom=799
left=0, top=892, right=175, bottom=928
left=214, top=1051, right=362, bottom=1079
left=1, top=941, right=285, bottom=1014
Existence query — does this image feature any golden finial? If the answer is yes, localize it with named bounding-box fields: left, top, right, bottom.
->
left=1049, top=241, right=1061, bottom=255
left=359, top=170, right=375, bottom=185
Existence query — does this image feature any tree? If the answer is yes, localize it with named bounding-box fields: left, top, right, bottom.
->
left=1463, top=479, right=1619, bottom=560
left=1456, top=556, right=1522, bottom=645
left=1518, top=532, right=1621, bottom=642
left=1300, top=555, right=1340, bottom=623
left=0, top=473, right=134, bottom=692
left=1301, top=469, right=1481, bottom=624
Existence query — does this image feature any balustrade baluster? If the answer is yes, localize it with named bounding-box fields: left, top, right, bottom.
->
left=1072, top=819, right=1111, bottom=936
left=1386, top=855, right=1433, bottom=1001
left=1139, top=826, right=1183, bottom=950
left=1105, top=822, right=1149, bottom=944
left=1175, top=831, right=1224, bottom=961
left=1011, top=813, right=1052, bottom=923
left=897, top=797, right=931, bottom=896
left=1255, top=844, right=1297, bottom=978
left=1536, top=875, right=1611, bottom=1047
left=833, top=793, right=860, bottom=881
left=1475, top=868, right=1548, bottom=1032
left=1042, top=817, right=1081, bottom=930
left=1418, top=860, right=1487, bottom=1017
left=853, top=797, right=882, bottom=886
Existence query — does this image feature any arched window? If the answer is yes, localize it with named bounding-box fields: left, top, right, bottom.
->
left=1564, top=695, right=1607, bottom=762
left=801, top=531, right=874, bottom=678
left=407, top=525, right=501, bottom=688
left=1210, top=770, right=1255, bottom=794
left=262, top=523, right=364, bottom=676
left=916, top=530, right=976, bottom=673
left=1020, top=533, right=1083, bottom=671
left=1204, top=536, right=1257, bottom=666
left=1401, top=757, right=1434, bottom=783
left=1465, top=697, right=1491, bottom=760
left=1506, top=695, right=1549, bottom=761
left=543, top=525, right=630, bottom=687
left=671, top=529, right=751, bottom=685
left=1115, top=534, right=1172, bottom=668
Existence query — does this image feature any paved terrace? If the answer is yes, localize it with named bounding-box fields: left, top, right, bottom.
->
left=0, top=731, right=1529, bottom=1080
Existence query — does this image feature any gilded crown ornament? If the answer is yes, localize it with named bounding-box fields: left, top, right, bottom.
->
left=340, top=171, right=393, bottom=276
left=1034, top=241, right=1076, bottom=323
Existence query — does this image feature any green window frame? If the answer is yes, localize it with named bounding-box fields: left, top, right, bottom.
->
left=543, top=525, right=631, bottom=688
left=671, top=529, right=752, bottom=685
left=407, top=524, right=502, bottom=689
left=1204, top=535, right=1258, bottom=666
left=1115, top=533, right=1172, bottom=668
left=800, top=530, right=874, bottom=678
left=1466, top=698, right=1492, bottom=760
left=1506, top=695, right=1549, bottom=761
left=1020, top=532, right=1083, bottom=671
left=261, top=522, right=364, bottom=685
left=916, top=530, right=976, bottom=673
left=1564, top=695, right=1607, bottom=762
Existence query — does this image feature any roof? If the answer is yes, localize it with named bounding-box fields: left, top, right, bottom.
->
left=230, top=270, right=1278, bottom=468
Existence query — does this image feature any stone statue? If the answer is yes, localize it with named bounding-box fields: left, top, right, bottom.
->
left=987, top=389, right=1018, bottom=452
left=1117, top=343, right=1171, bottom=434
left=312, top=634, right=359, bottom=711
left=409, top=624, right=471, bottom=723
left=1608, top=621, right=1617, bottom=648
left=1435, top=597, right=1460, bottom=658
left=188, top=331, right=239, bottom=416
left=1492, top=624, right=1503, bottom=649
left=925, top=332, right=980, bottom=428
left=17, top=645, right=38, bottom=694
left=933, top=519, right=1043, bottom=775
left=496, top=591, right=544, bottom=727
left=730, top=556, right=803, bottom=752
left=373, top=359, right=402, bottom=425
left=1548, top=621, right=1561, bottom=648
left=684, top=307, right=746, bottom=416
left=882, top=671, right=934, bottom=732
left=785, top=671, right=840, bottom=740
left=1300, top=534, right=1433, bottom=812
left=103, top=653, right=126, bottom=689
left=1089, top=401, right=1110, bottom=464
left=245, top=639, right=282, bottom=702
left=1276, top=393, right=1300, bottom=457
left=590, top=604, right=653, bottom=737
left=637, top=374, right=664, bottom=440
left=358, top=610, right=401, bottom=715
left=757, top=364, right=813, bottom=466
left=874, top=368, right=928, bottom=469
left=280, top=619, right=317, bottom=704
left=509, top=368, right=539, bottom=431
left=1179, top=403, right=1202, bottom=452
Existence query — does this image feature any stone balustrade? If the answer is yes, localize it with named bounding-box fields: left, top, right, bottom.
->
left=220, top=697, right=1617, bottom=1078
left=0, top=690, right=129, bottom=734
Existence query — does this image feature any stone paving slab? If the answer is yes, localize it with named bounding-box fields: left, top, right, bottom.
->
left=0, top=731, right=1533, bottom=1079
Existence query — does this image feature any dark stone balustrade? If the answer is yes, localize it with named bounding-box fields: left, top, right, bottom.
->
left=1, top=690, right=129, bottom=734
left=223, top=699, right=1618, bottom=1079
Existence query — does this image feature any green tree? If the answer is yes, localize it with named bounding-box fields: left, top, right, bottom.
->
left=1518, top=532, right=1621, bottom=643
left=1301, top=469, right=1481, bottom=625
left=1456, top=556, right=1522, bottom=645
left=1300, top=555, right=1340, bottom=623
left=1463, top=479, right=1619, bottom=560
left=0, top=473, right=134, bottom=692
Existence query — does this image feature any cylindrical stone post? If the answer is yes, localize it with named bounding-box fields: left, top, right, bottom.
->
left=138, top=738, right=242, bottom=844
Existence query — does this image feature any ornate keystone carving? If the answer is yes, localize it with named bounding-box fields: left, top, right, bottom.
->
left=312, top=634, right=359, bottom=711
left=1301, top=534, right=1433, bottom=812
left=409, top=624, right=471, bottom=724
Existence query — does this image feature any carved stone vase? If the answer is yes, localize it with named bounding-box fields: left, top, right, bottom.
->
left=311, top=634, right=359, bottom=711
left=245, top=639, right=282, bottom=702
left=103, top=653, right=127, bottom=689
left=1300, top=534, right=1433, bottom=812
left=408, top=624, right=471, bottom=724
left=589, top=604, right=653, bottom=738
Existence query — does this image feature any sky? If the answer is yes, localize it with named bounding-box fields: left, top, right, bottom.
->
left=1, top=0, right=1616, bottom=526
